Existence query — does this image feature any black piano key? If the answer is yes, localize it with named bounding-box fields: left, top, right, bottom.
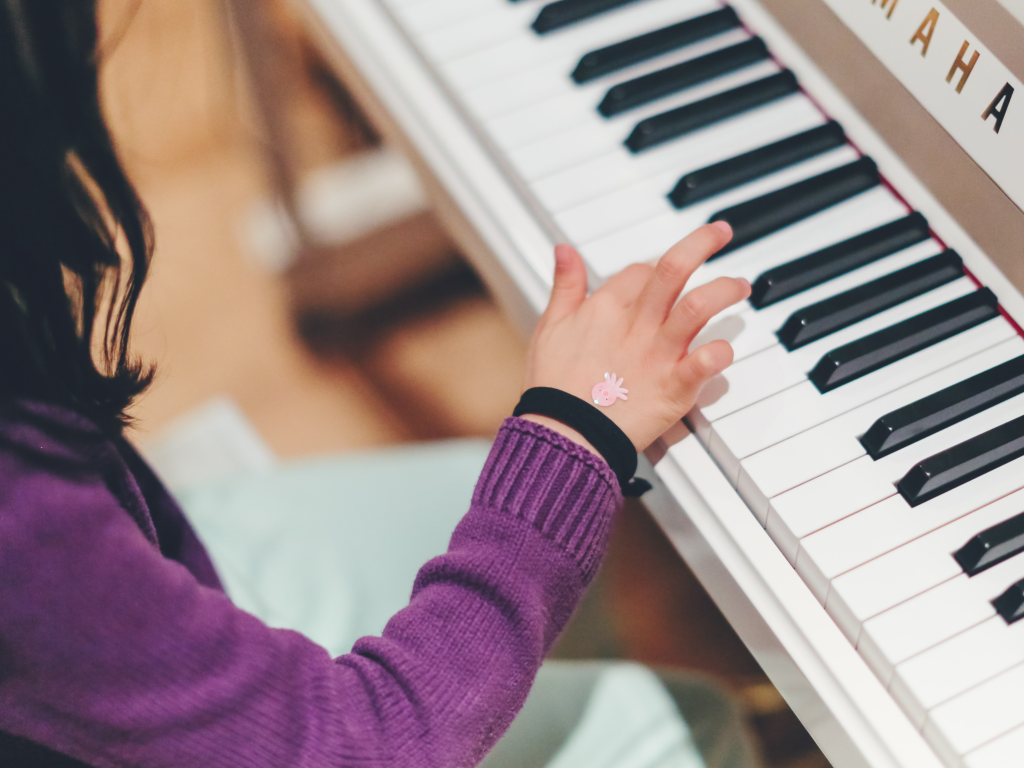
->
left=625, top=70, right=799, bottom=152
left=809, top=288, right=1000, bottom=394
left=533, top=0, right=640, bottom=34
left=749, top=213, right=931, bottom=308
left=669, top=121, right=847, bottom=209
left=993, top=578, right=1024, bottom=624
left=598, top=38, right=769, bottom=117
left=954, top=511, right=1024, bottom=576
left=572, top=8, right=741, bottom=84
left=707, top=157, right=879, bottom=258
left=898, top=412, right=1024, bottom=507
left=778, top=250, right=963, bottom=351
left=863, top=355, right=1024, bottom=460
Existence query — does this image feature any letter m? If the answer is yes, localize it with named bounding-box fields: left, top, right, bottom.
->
left=873, top=0, right=899, bottom=19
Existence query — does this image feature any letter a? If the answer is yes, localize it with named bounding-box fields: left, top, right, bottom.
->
left=982, top=83, right=1014, bottom=134
left=910, top=9, right=939, bottom=56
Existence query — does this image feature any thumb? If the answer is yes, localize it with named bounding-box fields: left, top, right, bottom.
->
left=543, top=244, right=588, bottom=324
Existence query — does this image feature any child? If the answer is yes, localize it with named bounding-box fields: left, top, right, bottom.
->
left=0, top=1, right=751, bottom=766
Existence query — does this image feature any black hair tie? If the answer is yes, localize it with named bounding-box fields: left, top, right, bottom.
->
left=513, top=387, right=652, bottom=497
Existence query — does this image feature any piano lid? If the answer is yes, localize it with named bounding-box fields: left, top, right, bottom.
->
left=758, top=0, right=1024, bottom=299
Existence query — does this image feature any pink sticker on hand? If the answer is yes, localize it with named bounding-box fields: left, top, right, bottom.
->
left=592, top=372, right=628, bottom=406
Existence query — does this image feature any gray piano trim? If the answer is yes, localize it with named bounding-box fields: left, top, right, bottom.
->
left=760, top=0, right=1024, bottom=300
left=946, top=0, right=1024, bottom=83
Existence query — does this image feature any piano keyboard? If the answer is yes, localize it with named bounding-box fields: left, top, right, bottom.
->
left=302, top=0, right=1024, bottom=765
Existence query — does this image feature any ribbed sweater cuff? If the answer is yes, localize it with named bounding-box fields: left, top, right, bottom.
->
left=473, top=417, right=623, bottom=580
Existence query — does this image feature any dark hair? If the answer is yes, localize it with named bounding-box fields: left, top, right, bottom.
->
left=0, top=0, right=152, bottom=433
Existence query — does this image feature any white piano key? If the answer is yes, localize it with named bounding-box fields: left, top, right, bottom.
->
left=384, top=0, right=464, bottom=11
left=504, top=61, right=781, bottom=173
left=964, top=722, right=1024, bottom=768
left=418, top=5, right=539, bottom=63
left=699, top=278, right=977, bottom=456
left=487, top=57, right=780, bottom=151
left=582, top=182, right=905, bottom=278
left=386, top=0, right=500, bottom=11
left=873, top=391, right=1024, bottom=483
left=711, top=382, right=829, bottom=485
left=439, top=0, right=708, bottom=91
left=460, top=26, right=751, bottom=123
left=737, top=319, right=1018, bottom=517
left=710, top=246, right=960, bottom=454
left=767, top=455, right=894, bottom=556
left=530, top=97, right=824, bottom=213
left=858, top=553, right=1024, bottom=683
left=689, top=307, right=777, bottom=362
left=707, top=277, right=979, bottom=479
left=696, top=238, right=944, bottom=364
left=795, top=320, right=1018, bottom=422
left=556, top=144, right=859, bottom=246
left=490, top=88, right=613, bottom=150
left=783, top=277, right=977, bottom=373
left=509, top=121, right=619, bottom=182
left=398, top=0, right=505, bottom=36
left=461, top=63, right=584, bottom=123
left=891, top=615, right=1024, bottom=729
left=684, top=186, right=907, bottom=284
left=795, top=451, right=1024, bottom=604
left=555, top=167, right=681, bottom=245
left=925, top=661, right=1024, bottom=763
left=693, top=345, right=806, bottom=426
left=675, top=189, right=912, bottom=330
left=673, top=208, right=917, bottom=438
left=441, top=31, right=574, bottom=92
left=826, top=486, right=1024, bottom=644
left=742, top=419, right=864, bottom=528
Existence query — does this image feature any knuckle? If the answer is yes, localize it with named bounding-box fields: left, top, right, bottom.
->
left=656, top=252, right=688, bottom=283
left=598, top=263, right=651, bottom=306
left=678, top=292, right=707, bottom=323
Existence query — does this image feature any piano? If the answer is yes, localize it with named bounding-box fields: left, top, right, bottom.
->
left=290, top=0, right=1024, bottom=765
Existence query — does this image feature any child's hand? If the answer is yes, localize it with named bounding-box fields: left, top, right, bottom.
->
left=521, top=222, right=750, bottom=453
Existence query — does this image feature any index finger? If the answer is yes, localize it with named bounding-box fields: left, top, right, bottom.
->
left=633, top=222, right=732, bottom=327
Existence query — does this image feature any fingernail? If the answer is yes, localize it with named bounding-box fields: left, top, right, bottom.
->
left=711, top=220, right=732, bottom=238
left=738, top=277, right=751, bottom=294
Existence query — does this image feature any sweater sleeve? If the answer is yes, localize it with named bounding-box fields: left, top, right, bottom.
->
left=0, top=417, right=621, bottom=768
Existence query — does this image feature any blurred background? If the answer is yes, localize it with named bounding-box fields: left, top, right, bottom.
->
left=101, top=1, right=829, bottom=765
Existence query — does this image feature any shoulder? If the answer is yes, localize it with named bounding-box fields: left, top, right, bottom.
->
left=0, top=399, right=118, bottom=533
left=0, top=398, right=107, bottom=467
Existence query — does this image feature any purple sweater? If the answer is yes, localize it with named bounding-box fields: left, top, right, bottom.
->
left=0, top=400, right=621, bottom=768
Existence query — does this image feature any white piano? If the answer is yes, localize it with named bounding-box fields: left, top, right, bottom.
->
left=290, top=0, right=1024, bottom=765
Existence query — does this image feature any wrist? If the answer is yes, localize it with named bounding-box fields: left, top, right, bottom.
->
left=519, top=414, right=601, bottom=457
left=514, top=388, right=651, bottom=497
